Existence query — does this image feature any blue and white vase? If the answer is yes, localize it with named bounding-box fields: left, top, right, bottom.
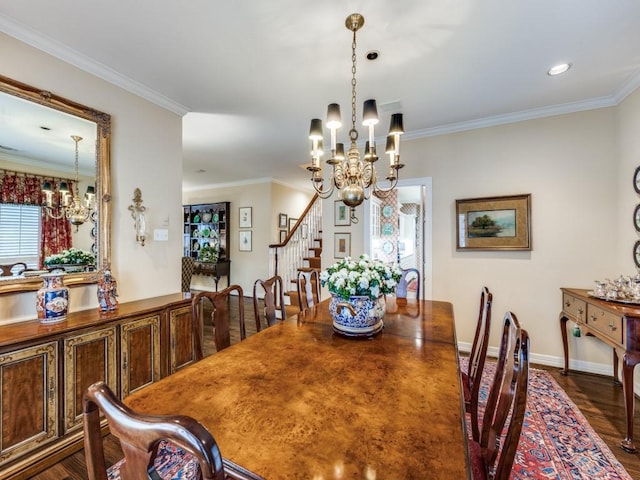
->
left=329, top=293, right=385, bottom=337
left=36, top=272, right=69, bottom=323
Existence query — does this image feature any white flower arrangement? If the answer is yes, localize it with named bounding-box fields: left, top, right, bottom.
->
left=44, top=248, right=95, bottom=266
left=320, top=254, right=402, bottom=300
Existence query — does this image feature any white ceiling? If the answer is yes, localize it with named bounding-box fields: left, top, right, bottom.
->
left=2, top=0, right=640, bottom=192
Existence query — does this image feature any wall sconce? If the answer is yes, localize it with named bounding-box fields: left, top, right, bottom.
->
left=128, top=188, right=146, bottom=246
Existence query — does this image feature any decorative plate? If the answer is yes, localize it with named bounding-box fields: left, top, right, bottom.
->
left=634, top=166, right=640, bottom=195
left=382, top=223, right=394, bottom=236
left=382, top=205, right=394, bottom=218
left=634, top=204, right=640, bottom=232
left=202, top=228, right=210, bottom=238
left=383, top=241, right=394, bottom=254
left=213, top=213, right=219, bottom=223
left=635, top=240, right=640, bottom=269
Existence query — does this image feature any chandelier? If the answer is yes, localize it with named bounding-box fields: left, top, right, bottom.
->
left=307, top=13, right=404, bottom=223
left=42, top=135, right=95, bottom=231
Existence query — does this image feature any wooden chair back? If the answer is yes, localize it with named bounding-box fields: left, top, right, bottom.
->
left=83, top=381, right=225, bottom=480
left=296, top=269, right=320, bottom=311
left=253, top=275, right=286, bottom=331
left=396, top=268, right=421, bottom=300
left=191, top=285, right=245, bottom=360
left=0, top=262, right=27, bottom=277
left=475, top=312, right=529, bottom=480
left=467, top=286, right=492, bottom=441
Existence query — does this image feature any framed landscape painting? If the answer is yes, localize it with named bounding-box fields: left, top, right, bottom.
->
left=456, top=194, right=531, bottom=251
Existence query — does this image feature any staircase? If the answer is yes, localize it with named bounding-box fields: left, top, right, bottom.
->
left=284, top=237, right=322, bottom=316
left=269, top=194, right=323, bottom=316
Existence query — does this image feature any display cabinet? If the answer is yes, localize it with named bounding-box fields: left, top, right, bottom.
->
left=183, top=202, right=229, bottom=261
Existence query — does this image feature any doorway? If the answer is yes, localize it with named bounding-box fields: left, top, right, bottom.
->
left=364, top=177, right=432, bottom=299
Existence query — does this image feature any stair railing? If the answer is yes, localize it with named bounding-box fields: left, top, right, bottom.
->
left=269, top=194, right=322, bottom=293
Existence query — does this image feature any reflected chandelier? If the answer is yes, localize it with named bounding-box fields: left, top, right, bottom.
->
left=307, top=13, right=404, bottom=223
left=42, top=135, right=95, bottom=231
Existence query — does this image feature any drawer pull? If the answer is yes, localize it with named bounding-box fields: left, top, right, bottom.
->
left=590, top=314, right=597, bottom=322
left=565, top=301, right=570, bottom=307
left=609, top=322, right=617, bottom=332
left=577, top=307, right=583, bottom=315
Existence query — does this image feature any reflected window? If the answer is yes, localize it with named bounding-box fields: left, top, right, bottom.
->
left=0, top=203, right=40, bottom=269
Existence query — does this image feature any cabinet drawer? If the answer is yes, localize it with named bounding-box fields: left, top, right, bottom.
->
left=562, top=293, right=586, bottom=322
left=586, top=304, right=624, bottom=345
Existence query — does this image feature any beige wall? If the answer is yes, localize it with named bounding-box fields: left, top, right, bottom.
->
left=0, top=33, right=183, bottom=322
left=183, top=180, right=312, bottom=295
left=329, top=107, right=621, bottom=376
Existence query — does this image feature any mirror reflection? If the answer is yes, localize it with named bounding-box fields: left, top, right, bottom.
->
left=0, top=75, right=111, bottom=293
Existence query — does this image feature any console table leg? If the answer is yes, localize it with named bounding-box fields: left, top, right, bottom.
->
left=613, top=349, right=621, bottom=386
left=621, top=353, right=640, bottom=453
left=560, top=314, right=570, bottom=376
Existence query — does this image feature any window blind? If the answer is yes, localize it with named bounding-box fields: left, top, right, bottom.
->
left=0, top=203, right=41, bottom=268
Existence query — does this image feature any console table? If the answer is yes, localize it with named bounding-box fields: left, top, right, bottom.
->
left=559, top=287, right=640, bottom=452
left=194, top=260, right=230, bottom=291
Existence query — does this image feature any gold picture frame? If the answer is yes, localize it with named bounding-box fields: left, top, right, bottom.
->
left=456, top=194, right=531, bottom=251
left=334, top=232, right=351, bottom=258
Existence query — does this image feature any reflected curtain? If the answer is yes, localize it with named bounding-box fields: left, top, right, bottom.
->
left=0, top=169, right=73, bottom=268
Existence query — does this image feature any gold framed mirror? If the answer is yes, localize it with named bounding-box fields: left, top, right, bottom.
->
left=0, top=74, right=111, bottom=294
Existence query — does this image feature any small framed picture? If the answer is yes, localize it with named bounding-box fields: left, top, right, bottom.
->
left=334, top=232, right=351, bottom=259
left=279, top=229, right=287, bottom=243
left=278, top=213, right=288, bottom=229
left=334, top=201, right=350, bottom=226
left=239, top=230, right=252, bottom=251
left=239, top=207, right=252, bottom=228
left=289, top=218, right=299, bottom=242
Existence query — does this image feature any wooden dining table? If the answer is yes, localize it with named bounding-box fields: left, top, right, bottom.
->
left=125, top=297, right=471, bottom=479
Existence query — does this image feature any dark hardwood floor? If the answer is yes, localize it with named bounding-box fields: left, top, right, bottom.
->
left=29, top=297, right=640, bottom=479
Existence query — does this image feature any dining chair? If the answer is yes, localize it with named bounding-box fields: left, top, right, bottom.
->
left=82, top=381, right=226, bottom=480
left=191, top=285, right=245, bottom=360
left=253, top=275, right=286, bottom=331
left=296, top=269, right=321, bottom=311
left=0, top=262, right=27, bottom=277
left=462, top=286, right=492, bottom=441
left=469, top=312, right=530, bottom=480
left=396, top=267, right=421, bottom=300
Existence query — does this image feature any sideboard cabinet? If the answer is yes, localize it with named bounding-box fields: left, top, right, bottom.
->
left=0, top=293, right=194, bottom=480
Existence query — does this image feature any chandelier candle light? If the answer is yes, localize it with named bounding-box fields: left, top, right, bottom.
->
left=307, top=13, right=405, bottom=223
left=42, top=135, right=95, bottom=231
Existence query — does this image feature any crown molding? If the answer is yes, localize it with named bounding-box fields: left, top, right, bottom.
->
left=405, top=95, right=618, bottom=140
left=0, top=14, right=189, bottom=116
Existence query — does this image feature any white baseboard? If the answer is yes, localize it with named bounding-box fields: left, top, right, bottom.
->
left=457, top=341, right=640, bottom=395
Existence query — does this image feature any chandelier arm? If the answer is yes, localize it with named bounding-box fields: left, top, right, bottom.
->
left=371, top=176, right=400, bottom=197
left=43, top=206, right=66, bottom=220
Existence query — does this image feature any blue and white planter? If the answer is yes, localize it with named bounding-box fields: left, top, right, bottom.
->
left=329, top=293, right=385, bottom=337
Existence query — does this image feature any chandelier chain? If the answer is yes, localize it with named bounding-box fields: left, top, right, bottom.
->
left=350, top=27, right=357, bottom=138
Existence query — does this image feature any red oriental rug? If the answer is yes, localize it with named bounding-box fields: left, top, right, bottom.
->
left=461, top=358, right=633, bottom=479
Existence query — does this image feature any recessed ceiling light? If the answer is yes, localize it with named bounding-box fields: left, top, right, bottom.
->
left=366, top=50, right=379, bottom=61
left=547, top=63, right=572, bottom=76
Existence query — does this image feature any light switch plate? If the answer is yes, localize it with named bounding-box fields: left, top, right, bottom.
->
left=153, top=229, right=169, bottom=241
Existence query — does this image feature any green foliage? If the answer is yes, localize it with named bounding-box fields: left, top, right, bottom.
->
left=44, top=248, right=95, bottom=266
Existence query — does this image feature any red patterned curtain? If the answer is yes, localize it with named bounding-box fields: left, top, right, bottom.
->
left=0, top=170, right=73, bottom=267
